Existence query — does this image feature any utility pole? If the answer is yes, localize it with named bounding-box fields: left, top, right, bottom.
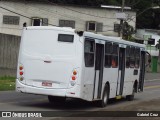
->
left=158, top=39, right=160, bottom=63
left=120, top=0, right=125, bottom=38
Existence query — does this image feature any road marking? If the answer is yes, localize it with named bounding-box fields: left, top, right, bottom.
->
left=144, top=85, right=160, bottom=89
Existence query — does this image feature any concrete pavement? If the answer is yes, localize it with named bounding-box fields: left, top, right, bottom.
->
left=145, top=72, right=160, bottom=80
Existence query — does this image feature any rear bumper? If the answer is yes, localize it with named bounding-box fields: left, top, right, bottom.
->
left=16, top=79, right=81, bottom=98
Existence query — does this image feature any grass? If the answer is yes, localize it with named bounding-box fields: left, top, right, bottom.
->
left=0, top=76, right=16, bottom=91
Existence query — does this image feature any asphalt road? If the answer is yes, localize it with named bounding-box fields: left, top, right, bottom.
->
left=0, top=79, right=160, bottom=111
left=0, top=74, right=160, bottom=120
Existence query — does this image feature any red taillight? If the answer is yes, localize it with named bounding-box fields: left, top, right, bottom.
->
left=20, top=71, right=23, bottom=75
left=73, top=70, right=77, bottom=75
left=19, top=64, right=24, bottom=81
left=71, top=69, right=78, bottom=82
left=72, top=76, right=76, bottom=80
left=19, top=66, right=23, bottom=70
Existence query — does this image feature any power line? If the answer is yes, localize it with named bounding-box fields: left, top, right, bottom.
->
left=28, top=4, right=115, bottom=28
left=128, top=18, right=145, bottom=29
left=0, top=4, right=86, bottom=30
left=127, top=6, right=152, bottom=22
left=1, top=4, right=86, bottom=29
left=0, top=6, right=31, bottom=19
left=2, top=2, right=96, bottom=27
left=7, top=2, right=86, bottom=24
left=128, top=0, right=142, bottom=7
left=0, top=6, right=57, bottom=26
left=0, top=3, right=116, bottom=31
left=1, top=3, right=115, bottom=29
left=26, top=4, right=86, bottom=24
left=47, top=0, right=115, bottom=19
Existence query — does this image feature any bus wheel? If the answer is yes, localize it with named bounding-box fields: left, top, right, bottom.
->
left=48, top=96, right=66, bottom=104
left=126, top=86, right=135, bottom=101
left=97, top=85, right=109, bottom=107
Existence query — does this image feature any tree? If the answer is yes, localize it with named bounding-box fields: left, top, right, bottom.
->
left=122, top=21, right=134, bottom=40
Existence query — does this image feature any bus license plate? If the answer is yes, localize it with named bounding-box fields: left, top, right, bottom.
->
left=42, top=82, right=52, bottom=87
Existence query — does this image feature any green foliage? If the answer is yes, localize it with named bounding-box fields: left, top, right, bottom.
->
left=122, top=21, right=135, bottom=40
left=0, top=76, right=15, bottom=91
left=0, top=76, right=15, bottom=80
left=0, top=80, right=15, bottom=91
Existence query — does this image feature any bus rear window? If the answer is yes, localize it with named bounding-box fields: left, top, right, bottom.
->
left=58, top=34, right=74, bottom=42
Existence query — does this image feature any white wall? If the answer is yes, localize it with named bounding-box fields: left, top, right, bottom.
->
left=136, top=29, right=160, bottom=45
left=136, top=29, right=160, bottom=56
left=0, top=1, right=136, bottom=36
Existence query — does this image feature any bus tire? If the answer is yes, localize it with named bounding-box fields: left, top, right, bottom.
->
left=97, top=84, right=109, bottom=107
left=126, top=86, right=135, bottom=101
left=48, top=96, right=66, bottom=104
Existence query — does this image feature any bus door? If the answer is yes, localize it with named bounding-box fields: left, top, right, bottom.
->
left=117, top=47, right=126, bottom=95
left=83, top=38, right=95, bottom=100
left=93, top=43, right=104, bottom=99
left=139, top=51, right=146, bottom=92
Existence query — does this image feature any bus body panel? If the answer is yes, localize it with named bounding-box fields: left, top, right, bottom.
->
left=123, top=68, right=140, bottom=96
left=20, top=29, right=76, bottom=89
left=16, top=78, right=81, bottom=98
left=16, top=26, right=146, bottom=103
left=81, top=37, right=95, bottom=101
left=82, top=68, right=95, bottom=101
left=103, top=68, right=118, bottom=98
left=17, top=27, right=83, bottom=99
left=123, top=68, right=135, bottom=95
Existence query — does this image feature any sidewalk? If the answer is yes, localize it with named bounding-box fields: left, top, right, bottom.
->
left=145, top=72, right=160, bottom=80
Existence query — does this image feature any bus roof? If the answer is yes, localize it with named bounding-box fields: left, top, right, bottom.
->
left=24, top=26, right=145, bottom=48
left=25, top=26, right=75, bottom=33
left=83, top=32, right=145, bottom=48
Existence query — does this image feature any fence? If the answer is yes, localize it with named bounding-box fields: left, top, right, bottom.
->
left=0, top=33, right=21, bottom=77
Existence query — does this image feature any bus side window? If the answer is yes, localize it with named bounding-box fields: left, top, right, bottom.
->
left=126, top=46, right=130, bottom=68
left=135, top=48, right=140, bottom=68
left=130, top=46, right=135, bottom=68
left=105, top=42, right=112, bottom=68
left=112, top=43, right=118, bottom=68
left=84, top=39, right=95, bottom=67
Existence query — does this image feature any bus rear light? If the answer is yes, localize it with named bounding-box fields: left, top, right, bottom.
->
left=19, top=77, right=24, bottom=81
left=70, top=81, right=76, bottom=86
left=72, top=76, right=76, bottom=80
left=19, top=66, right=23, bottom=70
left=70, top=69, right=78, bottom=86
left=73, top=70, right=77, bottom=75
left=20, top=71, right=23, bottom=75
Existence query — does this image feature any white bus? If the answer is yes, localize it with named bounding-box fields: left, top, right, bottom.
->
left=16, top=26, right=146, bottom=107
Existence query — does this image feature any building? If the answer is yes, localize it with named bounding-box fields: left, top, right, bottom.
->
left=0, top=0, right=136, bottom=36
left=135, top=29, right=160, bottom=73
left=0, top=0, right=136, bottom=76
